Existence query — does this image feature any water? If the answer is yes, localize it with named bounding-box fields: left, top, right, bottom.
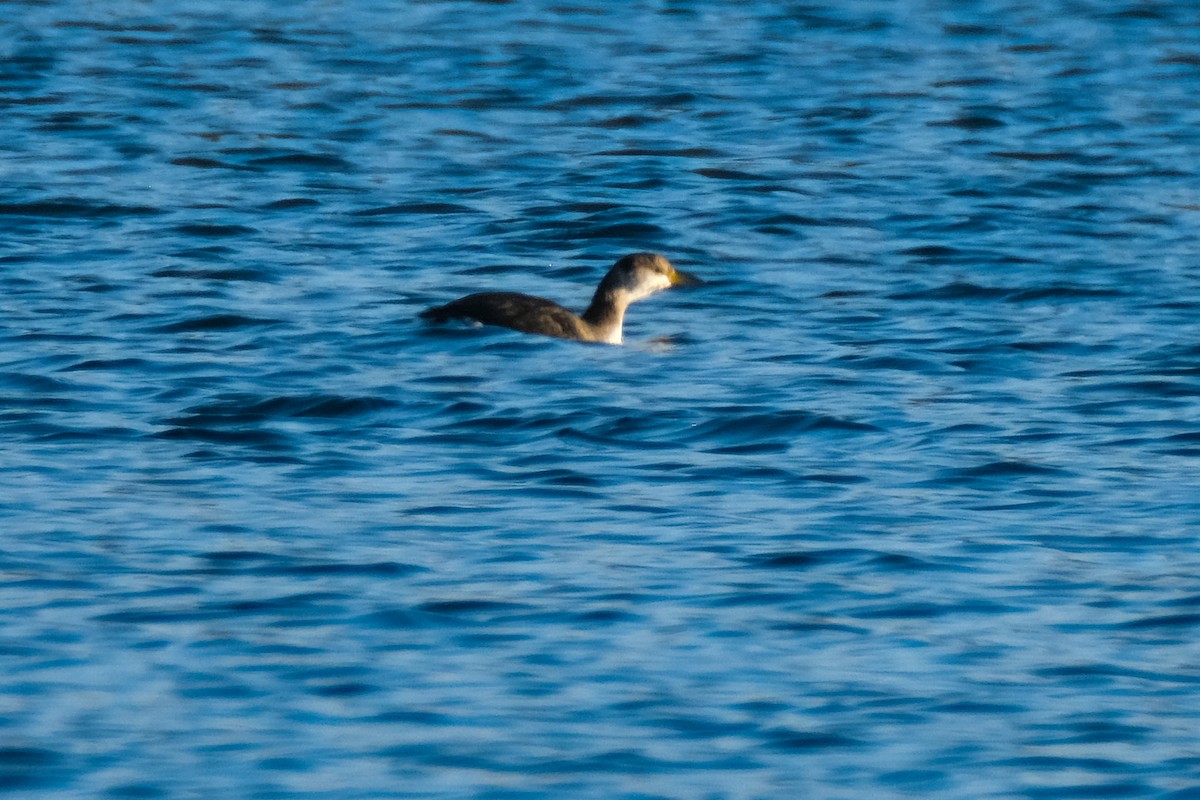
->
left=3, top=0, right=1200, bottom=797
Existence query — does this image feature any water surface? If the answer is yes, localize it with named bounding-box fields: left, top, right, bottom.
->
left=3, top=1, right=1200, bottom=797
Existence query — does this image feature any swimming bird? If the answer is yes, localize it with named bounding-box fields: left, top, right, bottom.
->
left=419, top=252, right=700, bottom=345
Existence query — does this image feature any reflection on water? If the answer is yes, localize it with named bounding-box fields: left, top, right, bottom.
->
left=2, top=0, right=1200, bottom=797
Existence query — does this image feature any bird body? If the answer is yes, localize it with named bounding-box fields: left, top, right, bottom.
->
left=424, top=291, right=597, bottom=341
left=420, top=252, right=698, bottom=345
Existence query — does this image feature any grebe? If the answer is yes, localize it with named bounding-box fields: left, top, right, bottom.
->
left=420, top=252, right=699, bottom=345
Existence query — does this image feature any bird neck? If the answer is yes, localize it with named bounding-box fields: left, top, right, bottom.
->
left=581, top=286, right=630, bottom=345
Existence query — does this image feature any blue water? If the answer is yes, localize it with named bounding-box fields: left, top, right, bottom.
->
left=3, top=1, right=1200, bottom=797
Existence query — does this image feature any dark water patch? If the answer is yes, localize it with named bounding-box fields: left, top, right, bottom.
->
left=198, top=550, right=277, bottom=568
left=167, top=245, right=236, bottom=262
left=571, top=220, right=668, bottom=241
left=1036, top=664, right=1200, bottom=685
left=573, top=607, right=642, bottom=624
left=932, top=700, right=1025, bottom=714
left=0, top=255, right=37, bottom=269
left=802, top=473, right=869, bottom=484
left=0, top=747, right=65, bottom=790
left=1027, top=720, right=1155, bottom=746
left=151, top=426, right=293, bottom=449
left=1160, top=53, right=1200, bottom=67
left=11, top=329, right=110, bottom=346
left=68, top=273, right=124, bottom=293
left=803, top=104, right=875, bottom=122
left=1108, top=7, right=1167, bottom=21
left=1156, top=438, right=1200, bottom=455
left=762, top=728, right=862, bottom=751
left=94, top=608, right=222, bottom=624
left=996, top=755, right=1134, bottom=772
left=595, top=146, right=723, bottom=158
left=773, top=619, right=871, bottom=635
left=589, top=113, right=657, bottom=128
left=703, top=442, right=789, bottom=455
left=852, top=599, right=1017, bottom=619
left=35, top=110, right=123, bottom=134
left=0, top=94, right=64, bottom=110
left=879, top=769, right=949, bottom=791
left=528, top=201, right=623, bottom=216
left=693, top=167, right=772, bottom=181
left=944, top=23, right=1001, bottom=36
left=530, top=748, right=743, bottom=775
left=247, top=152, right=353, bottom=170
left=1078, top=380, right=1200, bottom=400
left=508, top=467, right=606, bottom=488
left=681, top=465, right=799, bottom=484
left=370, top=708, right=452, bottom=726
left=635, top=461, right=690, bottom=476
left=353, top=202, right=476, bottom=216
left=900, top=244, right=962, bottom=260
left=933, top=76, right=1001, bottom=88
left=0, top=43, right=55, bottom=83
left=262, top=197, right=319, bottom=210
left=971, top=499, right=1067, bottom=514
left=418, top=599, right=531, bottom=617
left=0, top=198, right=160, bottom=218
left=930, top=114, right=1006, bottom=129
left=745, top=548, right=877, bottom=569
left=601, top=176, right=670, bottom=190
left=172, top=82, right=236, bottom=94
left=179, top=679, right=266, bottom=701
left=290, top=395, right=397, bottom=418
left=361, top=607, right=423, bottom=630
left=167, top=394, right=395, bottom=425
left=171, top=156, right=259, bottom=171
left=710, top=590, right=796, bottom=607
left=939, top=460, right=1067, bottom=485
left=871, top=552, right=962, bottom=571
left=890, top=282, right=1013, bottom=301
left=152, top=314, right=281, bottom=333
left=172, top=223, right=257, bottom=238
left=152, top=266, right=272, bottom=281
left=37, top=426, right=141, bottom=443
left=7, top=576, right=100, bottom=593
left=489, top=483, right=598, bottom=501
left=194, top=550, right=422, bottom=578
left=688, top=409, right=879, bottom=444
left=645, top=713, right=757, bottom=740
left=379, top=745, right=672, bottom=775
left=309, top=681, right=377, bottom=698
left=1023, top=782, right=1154, bottom=799
left=1080, top=381, right=1200, bottom=412
left=1163, top=788, right=1200, bottom=800
left=0, top=372, right=78, bottom=394
left=434, top=127, right=510, bottom=142
left=447, top=260, right=543, bottom=277
left=990, top=150, right=1090, bottom=162
left=219, top=592, right=348, bottom=616
left=556, top=426, right=681, bottom=451
left=837, top=353, right=944, bottom=372
left=1006, top=339, right=1111, bottom=355
left=1120, top=613, right=1200, bottom=630
left=104, top=782, right=168, bottom=798
left=439, top=414, right=540, bottom=434
left=540, top=93, right=658, bottom=112
left=759, top=212, right=872, bottom=228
